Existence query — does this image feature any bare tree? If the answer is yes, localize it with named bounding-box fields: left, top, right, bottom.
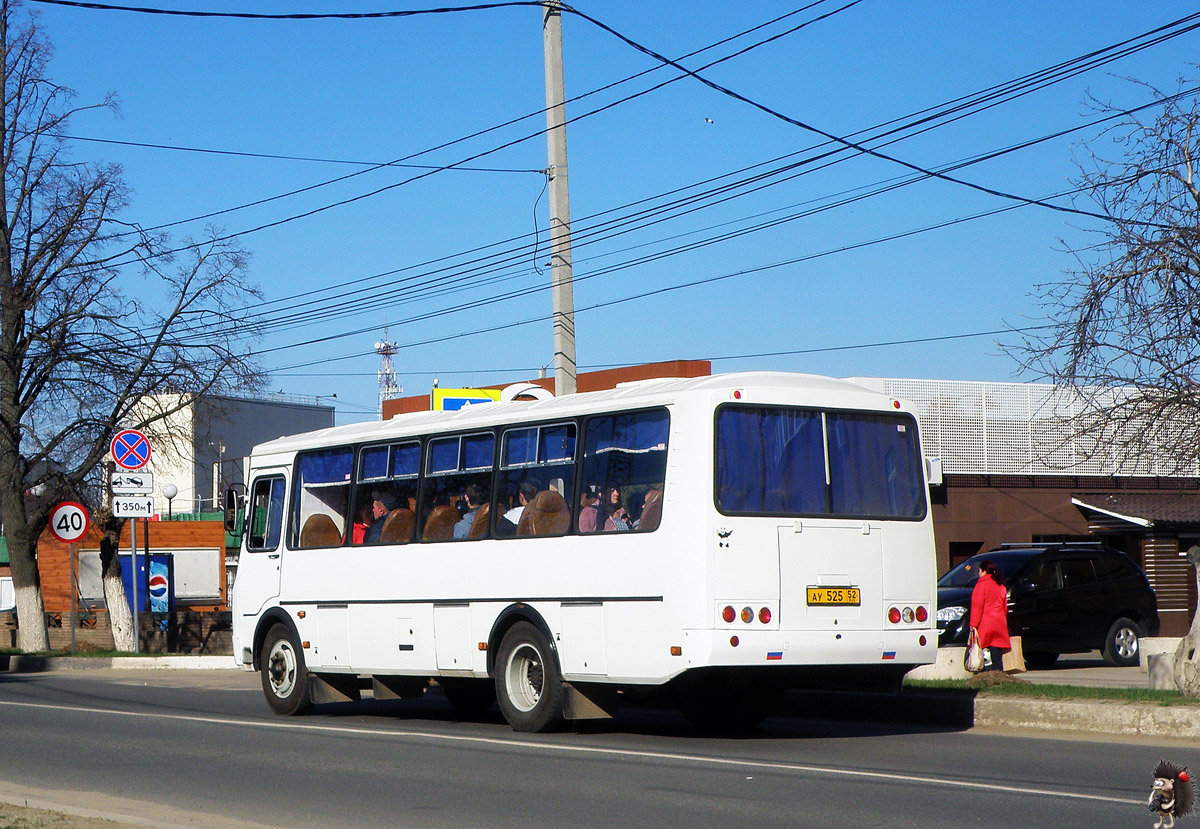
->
left=1012, top=78, right=1200, bottom=475
left=0, top=0, right=262, bottom=651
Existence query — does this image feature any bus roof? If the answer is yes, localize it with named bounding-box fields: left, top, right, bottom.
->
left=250, top=371, right=902, bottom=456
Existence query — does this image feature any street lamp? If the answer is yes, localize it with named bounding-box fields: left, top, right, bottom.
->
left=163, top=483, right=178, bottom=519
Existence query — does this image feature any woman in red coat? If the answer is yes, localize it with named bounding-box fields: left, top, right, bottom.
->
left=969, top=560, right=1011, bottom=671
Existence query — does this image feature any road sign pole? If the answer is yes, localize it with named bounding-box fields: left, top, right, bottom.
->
left=69, top=542, right=76, bottom=654
left=130, top=518, right=139, bottom=654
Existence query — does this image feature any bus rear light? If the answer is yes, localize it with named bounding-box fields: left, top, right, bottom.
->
left=915, top=605, right=928, bottom=623
left=887, top=606, right=901, bottom=624
left=758, top=606, right=772, bottom=624
left=730, top=635, right=739, bottom=647
left=733, top=390, right=743, bottom=399
left=740, top=606, right=753, bottom=624
left=901, top=606, right=915, bottom=623
left=919, top=635, right=927, bottom=646
left=722, top=605, right=736, bottom=623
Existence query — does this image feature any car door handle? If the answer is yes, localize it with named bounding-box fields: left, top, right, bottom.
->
left=268, top=553, right=280, bottom=560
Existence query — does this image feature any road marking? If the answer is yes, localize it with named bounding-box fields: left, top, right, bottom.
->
left=0, top=699, right=1138, bottom=806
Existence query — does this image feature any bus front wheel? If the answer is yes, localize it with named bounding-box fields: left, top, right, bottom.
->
left=261, top=623, right=313, bottom=716
left=495, top=622, right=564, bottom=733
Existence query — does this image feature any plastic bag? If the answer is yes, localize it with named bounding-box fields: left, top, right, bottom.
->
left=965, top=628, right=985, bottom=673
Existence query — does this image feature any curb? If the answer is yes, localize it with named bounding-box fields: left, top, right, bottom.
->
left=973, top=696, right=1200, bottom=739
left=1, top=654, right=238, bottom=672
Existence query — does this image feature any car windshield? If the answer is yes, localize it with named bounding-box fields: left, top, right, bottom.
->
left=937, top=552, right=1031, bottom=588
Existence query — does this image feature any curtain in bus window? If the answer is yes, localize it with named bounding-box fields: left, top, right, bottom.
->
left=390, top=443, right=420, bottom=478
left=429, top=438, right=458, bottom=474
left=716, top=407, right=825, bottom=514
left=360, top=446, right=388, bottom=480
left=298, top=449, right=353, bottom=485
left=825, top=413, right=924, bottom=518
left=540, top=424, right=575, bottom=461
left=504, top=428, right=537, bottom=466
left=463, top=433, right=495, bottom=469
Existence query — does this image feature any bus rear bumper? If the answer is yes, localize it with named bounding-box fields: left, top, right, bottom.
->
left=680, top=627, right=936, bottom=670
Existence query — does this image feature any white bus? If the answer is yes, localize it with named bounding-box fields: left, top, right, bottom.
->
left=227, top=372, right=937, bottom=731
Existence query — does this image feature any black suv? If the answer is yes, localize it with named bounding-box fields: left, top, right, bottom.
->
left=936, top=543, right=1160, bottom=668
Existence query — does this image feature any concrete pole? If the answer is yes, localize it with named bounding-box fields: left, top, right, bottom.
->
left=542, top=0, right=577, bottom=395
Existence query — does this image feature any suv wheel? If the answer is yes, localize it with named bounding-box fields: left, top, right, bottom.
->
left=1102, top=617, right=1143, bottom=667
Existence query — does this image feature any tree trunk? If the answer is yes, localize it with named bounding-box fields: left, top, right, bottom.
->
left=99, top=515, right=135, bottom=652
left=103, top=569, right=135, bottom=652
left=1172, top=545, right=1200, bottom=695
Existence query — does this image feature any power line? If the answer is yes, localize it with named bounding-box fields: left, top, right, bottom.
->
left=273, top=323, right=1056, bottom=380
left=52, top=133, right=544, bottom=173
left=165, top=14, right=1200, bottom=340
left=179, top=87, right=1195, bottom=352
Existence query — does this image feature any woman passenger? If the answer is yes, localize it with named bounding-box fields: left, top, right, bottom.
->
left=603, top=484, right=633, bottom=532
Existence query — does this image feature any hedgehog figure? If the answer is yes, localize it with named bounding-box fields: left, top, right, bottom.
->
left=1150, top=760, right=1195, bottom=829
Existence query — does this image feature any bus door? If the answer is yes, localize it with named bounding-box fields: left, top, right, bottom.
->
left=778, top=522, right=883, bottom=631
left=233, top=472, right=288, bottom=618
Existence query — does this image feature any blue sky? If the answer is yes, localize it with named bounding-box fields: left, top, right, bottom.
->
left=30, top=0, right=1200, bottom=422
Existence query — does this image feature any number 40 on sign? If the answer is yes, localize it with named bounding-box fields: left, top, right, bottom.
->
left=49, top=501, right=89, bottom=543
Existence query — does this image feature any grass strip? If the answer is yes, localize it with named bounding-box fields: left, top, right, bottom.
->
left=905, top=677, right=1199, bottom=705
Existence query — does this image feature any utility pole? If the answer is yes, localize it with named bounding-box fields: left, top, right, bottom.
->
left=542, top=0, right=577, bottom=395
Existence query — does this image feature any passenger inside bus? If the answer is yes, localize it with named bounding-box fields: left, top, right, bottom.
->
left=603, top=484, right=633, bottom=532
left=453, top=484, right=489, bottom=539
left=497, top=481, right=538, bottom=537
left=578, top=486, right=601, bottom=533
left=362, top=491, right=400, bottom=544
left=636, top=484, right=663, bottom=531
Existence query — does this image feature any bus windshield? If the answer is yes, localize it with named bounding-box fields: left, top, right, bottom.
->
left=715, top=405, right=926, bottom=519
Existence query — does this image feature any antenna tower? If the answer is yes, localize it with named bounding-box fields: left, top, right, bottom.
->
left=374, top=329, right=401, bottom=413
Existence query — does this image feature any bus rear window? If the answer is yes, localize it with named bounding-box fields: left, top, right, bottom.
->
left=716, top=406, right=925, bottom=520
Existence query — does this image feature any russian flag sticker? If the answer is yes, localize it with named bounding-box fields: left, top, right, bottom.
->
left=882, top=651, right=897, bottom=660
left=766, top=651, right=783, bottom=661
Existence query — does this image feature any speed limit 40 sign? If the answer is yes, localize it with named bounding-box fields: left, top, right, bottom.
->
left=49, top=501, right=90, bottom=543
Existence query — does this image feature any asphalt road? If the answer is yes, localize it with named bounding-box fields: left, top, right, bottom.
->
left=0, top=668, right=1182, bottom=828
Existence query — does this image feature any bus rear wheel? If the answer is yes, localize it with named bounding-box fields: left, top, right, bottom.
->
left=495, top=622, right=564, bottom=733
left=261, top=623, right=313, bottom=716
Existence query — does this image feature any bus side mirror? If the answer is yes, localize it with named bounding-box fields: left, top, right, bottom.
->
left=925, top=457, right=943, bottom=487
left=224, top=487, right=245, bottom=534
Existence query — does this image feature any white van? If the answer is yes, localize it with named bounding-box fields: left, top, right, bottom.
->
left=0, top=576, right=13, bottom=612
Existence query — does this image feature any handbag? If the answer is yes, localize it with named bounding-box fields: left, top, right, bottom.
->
left=1002, top=636, right=1026, bottom=674
left=965, top=628, right=985, bottom=673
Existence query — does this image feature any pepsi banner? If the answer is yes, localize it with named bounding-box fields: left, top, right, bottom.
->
left=148, top=559, right=171, bottom=613
left=121, top=554, right=174, bottom=616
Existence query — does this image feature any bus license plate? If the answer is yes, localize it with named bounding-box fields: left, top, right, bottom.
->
left=806, top=586, right=860, bottom=606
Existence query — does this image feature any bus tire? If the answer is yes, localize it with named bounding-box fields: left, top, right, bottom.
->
left=495, top=621, right=564, bottom=732
left=261, top=623, right=313, bottom=716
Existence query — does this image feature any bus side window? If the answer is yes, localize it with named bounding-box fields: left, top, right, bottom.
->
left=496, top=423, right=575, bottom=539
left=579, top=409, right=669, bottom=534
left=291, top=447, right=354, bottom=548
left=353, top=441, right=419, bottom=545
left=420, top=432, right=495, bottom=542
left=247, top=476, right=286, bottom=551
